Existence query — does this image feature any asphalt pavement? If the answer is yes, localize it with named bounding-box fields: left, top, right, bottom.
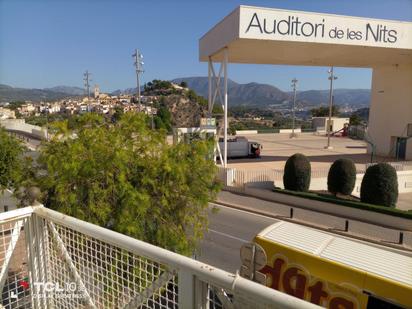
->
left=198, top=192, right=412, bottom=273
left=197, top=203, right=277, bottom=273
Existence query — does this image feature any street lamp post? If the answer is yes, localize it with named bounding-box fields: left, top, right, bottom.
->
left=290, top=78, right=298, bottom=138
left=325, top=67, right=338, bottom=149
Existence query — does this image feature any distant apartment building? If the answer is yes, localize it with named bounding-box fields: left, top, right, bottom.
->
left=18, top=103, right=36, bottom=116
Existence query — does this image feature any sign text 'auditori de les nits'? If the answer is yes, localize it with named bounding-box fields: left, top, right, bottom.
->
left=239, top=7, right=412, bottom=49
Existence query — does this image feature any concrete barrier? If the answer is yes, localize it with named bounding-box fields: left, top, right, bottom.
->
left=243, top=184, right=412, bottom=231
left=235, top=130, right=258, bottom=135
left=279, top=128, right=302, bottom=134
left=1, top=119, right=47, bottom=140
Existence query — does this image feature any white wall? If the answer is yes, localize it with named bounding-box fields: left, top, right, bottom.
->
left=312, top=117, right=349, bottom=132
left=0, top=119, right=48, bottom=139
left=0, top=190, right=18, bottom=213
left=368, top=64, right=412, bottom=160
left=235, top=130, right=258, bottom=135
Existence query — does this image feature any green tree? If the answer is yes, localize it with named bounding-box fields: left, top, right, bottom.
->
left=111, top=106, right=124, bottom=123
left=283, top=153, right=311, bottom=192
left=360, top=163, right=398, bottom=207
left=30, top=113, right=220, bottom=255
left=349, top=113, right=363, bottom=125
left=154, top=106, right=172, bottom=132
left=311, top=106, right=340, bottom=117
left=180, top=81, right=188, bottom=88
left=327, top=158, right=356, bottom=195
left=0, top=128, right=24, bottom=190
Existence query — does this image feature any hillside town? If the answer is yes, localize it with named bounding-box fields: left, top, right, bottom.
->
left=0, top=84, right=160, bottom=120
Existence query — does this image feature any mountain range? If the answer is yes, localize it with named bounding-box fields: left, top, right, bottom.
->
left=0, top=77, right=370, bottom=108
left=0, top=84, right=84, bottom=102
left=172, top=77, right=370, bottom=108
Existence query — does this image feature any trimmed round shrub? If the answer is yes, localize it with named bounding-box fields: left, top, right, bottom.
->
left=283, top=153, right=311, bottom=192
left=327, top=158, right=356, bottom=195
left=360, top=163, right=398, bottom=207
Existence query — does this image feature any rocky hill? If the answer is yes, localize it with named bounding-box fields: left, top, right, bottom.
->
left=163, top=94, right=205, bottom=127
left=144, top=80, right=207, bottom=128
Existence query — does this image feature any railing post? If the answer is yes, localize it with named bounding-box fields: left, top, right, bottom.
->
left=24, top=216, right=38, bottom=308
left=33, top=213, right=50, bottom=308
left=178, top=270, right=195, bottom=308
left=195, top=278, right=210, bottom=309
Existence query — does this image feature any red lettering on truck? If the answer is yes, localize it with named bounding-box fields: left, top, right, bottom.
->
left=261, top=256, right=356, bottom=308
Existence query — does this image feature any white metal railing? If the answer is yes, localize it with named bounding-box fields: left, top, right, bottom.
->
left=0, top=206, right=320, bottom=309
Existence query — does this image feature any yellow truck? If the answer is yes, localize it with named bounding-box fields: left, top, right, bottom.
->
left=240, top=221, right=412, bottom=309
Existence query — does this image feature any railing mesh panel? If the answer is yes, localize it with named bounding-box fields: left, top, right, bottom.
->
left=41, top=219, right=178, bottom=308
left=0, top=217, right=31, bottom=308
left=0, top=209, right=320, bottom=309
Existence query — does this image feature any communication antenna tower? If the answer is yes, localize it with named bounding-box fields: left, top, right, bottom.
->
left=83, top=70, right=92, bottom=100
left=132, top=49, right=144, bottom=104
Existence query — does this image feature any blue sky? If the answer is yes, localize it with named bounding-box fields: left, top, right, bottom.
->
left=1, top=0, right=411, bottom=92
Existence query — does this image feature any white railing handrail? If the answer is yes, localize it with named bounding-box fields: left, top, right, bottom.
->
left=30, top=206, right=320, bottom=309
left=0, top=205, right=36, bottom=222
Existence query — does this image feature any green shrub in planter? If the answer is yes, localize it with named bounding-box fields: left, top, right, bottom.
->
left=360, top=163, right=398, bottom=207
left=327, top=158, right=357, bottom=195
left=283, top=153, right=311, bottom=192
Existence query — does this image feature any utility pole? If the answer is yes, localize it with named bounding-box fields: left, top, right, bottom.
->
left=325, top=66, right=338, bottom=149
left=132, top=49, right=144, bottom=106
left=83, top=70, right=92, bottom=100
left=290, top=78, right=298, bottom=139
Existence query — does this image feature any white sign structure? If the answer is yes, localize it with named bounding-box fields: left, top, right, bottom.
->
left=200, top=5, right=412, bottom=163
left=239, top=7, right=412, bottom=49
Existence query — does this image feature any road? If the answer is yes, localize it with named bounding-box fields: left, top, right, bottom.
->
left=197, top=203, right=277, bottom=273
left=198, top=195, right=412, bottom=273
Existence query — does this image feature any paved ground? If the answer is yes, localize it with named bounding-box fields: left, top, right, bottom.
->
left=198, top=203, right=277, bottom=273
left=226, top=133, right=395, bottom=171
left=224, top=133, right=412, bottom=209
left=398, top=192, right=412, bottom=211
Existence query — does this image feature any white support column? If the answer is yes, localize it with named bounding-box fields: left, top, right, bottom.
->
left=208, top=50, right=229, bottom=167
left=208, top=59, right=212, bottom=116
left=223, top=48, right=228, bottom=167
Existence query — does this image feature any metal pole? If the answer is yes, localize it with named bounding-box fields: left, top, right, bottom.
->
left=137, top=72, right=141, bottom=106
left=134, top=49, right=140, bottom=105
left=223, top=48, right=228, bottom=167
left=83, top=70, right=91, bottom=101
left=46, top=109, right=49, bottom=141
left=208, top=58, right=212, bottom=116
left=325, top=67, right=337, bottom=150
left=133, top=49, right=144, bottom=106
left=291, top=78, right=298, bottom=138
